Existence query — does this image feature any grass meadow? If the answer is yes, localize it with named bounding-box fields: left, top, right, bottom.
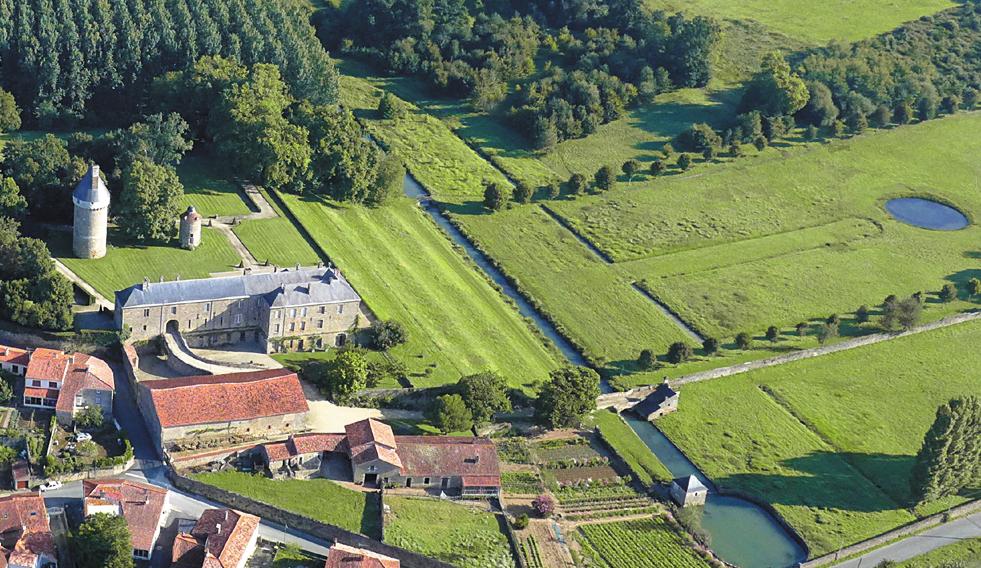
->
left=644, top=0, right=955, bottom=44
left=594, top=408, right=673, bottom=485
left=277, top=191, right=559, bottom=391
left=177, top=156, right=252, bottom=217
left=656, top=318, right=981, bottom=557
left=383, top=496, right=515, bottom=568
left=897, top=537, right=981, bottom=567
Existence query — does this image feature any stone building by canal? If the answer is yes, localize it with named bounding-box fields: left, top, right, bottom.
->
left=114, top=265, right=365, bottom=352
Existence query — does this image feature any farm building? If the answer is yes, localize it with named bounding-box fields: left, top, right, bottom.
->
left=170, top=508, right=260, bottom=568
left=115, top=265, right=365, bottom=353
left=631, top=381, right=679, bottom=421
left=670, top=475, right=708, bottom=507
left=325, top=542, right=400, bottom=568
left=137, top=368, right=309, bottom=453
left=258, top=418, right=501, bottom=497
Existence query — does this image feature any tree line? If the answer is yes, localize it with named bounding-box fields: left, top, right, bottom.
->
left=0, top=0, right=338, bottom=127
left=320, top=0, right=719, bottom=147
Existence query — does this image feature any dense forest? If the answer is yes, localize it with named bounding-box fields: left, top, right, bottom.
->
left=324, top=0, right=719, bottom=147
left=0, top=0, right=338, bottom=126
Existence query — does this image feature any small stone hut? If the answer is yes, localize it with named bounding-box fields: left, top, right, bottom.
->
left=179, top=206, right=202, bottom=250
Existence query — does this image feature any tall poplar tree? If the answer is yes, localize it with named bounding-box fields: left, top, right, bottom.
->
left=910, top=397, right=981, bottom=503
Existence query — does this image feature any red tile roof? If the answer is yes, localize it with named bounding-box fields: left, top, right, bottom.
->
left=0, top=493, right=55, bottom=568
left=345, top=419, right=396, bottom=450
left=191, top=509, right=260, bottom=568
left=54, top=353, right=114, bottom=413
left=23, top=387, right=58, bottom=400
left=324, top=543, right=400, bottom=568
left=172, top=532, right=205, bottom=567
left=261, top=433, right=346, bottom=462
left=0, top=345, right=28, bottom=366
left=82, top=479, right=168, bottom=552
left=394, top=437, right=500, bottom=483
left=144, top=369, right=308, bottom=428
left=24, top=348, right=71, bottom=382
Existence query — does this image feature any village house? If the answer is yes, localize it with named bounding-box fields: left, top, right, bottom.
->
left=325, top=542, right=400, bottom=568
left=17, top=347, right=115, bottom=427
left=11, top=460, right=30, bottom=491
left=258, top=419, right=501, bottom=497
left=170, top=508, right=260, bottom=568
left=115, top=266, right=365, bottom=353
left=670, top=475, right=709, bottom=507
left=82, top=478, right=169, bottom=562
left=631, top=381, right=679, bottom=421
left=0, top=346, right=28, bottom=376
left=137, top=368, right=309, bottom=453
left=0, top=493, right=58, bottom=568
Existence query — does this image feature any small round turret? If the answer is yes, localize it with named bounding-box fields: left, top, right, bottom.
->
left=72, top=164, right=110, bottom=259
left=179, top=206, right=202, bottom=250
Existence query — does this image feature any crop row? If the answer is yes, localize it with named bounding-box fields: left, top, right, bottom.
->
left=579, top=518, right=710, bottom=568
left=519, top=536, right=545, bottom=568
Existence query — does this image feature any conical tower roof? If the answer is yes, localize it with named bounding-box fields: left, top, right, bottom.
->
left=73, top=164, right=110, bottom=206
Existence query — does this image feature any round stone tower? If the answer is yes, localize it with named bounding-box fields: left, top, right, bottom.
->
left=72, top=164, right=110, bottom=259
left=179, top=206, right=202, bottom=250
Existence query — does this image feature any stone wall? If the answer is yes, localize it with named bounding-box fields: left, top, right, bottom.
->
left=170, top=470, right=454, bottom=568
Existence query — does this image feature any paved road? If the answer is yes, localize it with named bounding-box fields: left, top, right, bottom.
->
left=836, top=512, right=981, bottom=567
left=42, top=356, right=338, bottom=561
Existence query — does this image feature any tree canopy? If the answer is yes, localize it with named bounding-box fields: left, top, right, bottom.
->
left=458, top=371, right=512, bottom=426
left=910, top=397, right=980, bottom=503
left=534, top=366, right=600, bottom=428
left=73, top=512, right=134, bottom=568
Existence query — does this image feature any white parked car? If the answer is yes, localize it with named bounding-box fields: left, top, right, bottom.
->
left=75, top=433, right=92, bottom=443
left=38, top=480, right=62, bottom=492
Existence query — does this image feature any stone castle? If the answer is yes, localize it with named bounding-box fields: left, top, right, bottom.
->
left=115, top=266, right=365, bottom=353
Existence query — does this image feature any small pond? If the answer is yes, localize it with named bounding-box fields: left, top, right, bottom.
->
left=625, top=416, right=807, bottom=568
left=885, top=197, right=969, bottom=230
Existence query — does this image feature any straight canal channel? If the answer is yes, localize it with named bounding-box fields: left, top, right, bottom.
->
left=403, top=174, right=807, bottom=566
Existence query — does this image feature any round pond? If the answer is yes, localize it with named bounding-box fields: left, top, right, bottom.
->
left=885, top=197, right=969, bottom=230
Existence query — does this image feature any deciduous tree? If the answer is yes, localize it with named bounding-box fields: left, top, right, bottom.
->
left=117, top=158, right=184, bottom=241
left=458, top=372, right=511, bottom=426
left=483, top=182, right=508, bottom=211
left=534, top=366, right=600, bottom=428
left=431, top=394, right=473, bottom=434
left=73, top=513, right=134, bottom=568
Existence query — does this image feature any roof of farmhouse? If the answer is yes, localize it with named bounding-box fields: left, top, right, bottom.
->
left=115, top=266, right=360, bottom=309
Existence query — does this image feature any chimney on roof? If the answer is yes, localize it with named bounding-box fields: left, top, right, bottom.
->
left=175, top=274, right=181, bottom=281
left=159, top=276, right=164, bottom=283
left=91, top=164, right=100, bottom=180
left=215, top=523, right=221, bottom=535
left=142, top=277, right=150, bottom=291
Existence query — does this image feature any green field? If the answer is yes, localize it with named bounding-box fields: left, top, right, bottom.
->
left=194, top=471, right=381, bottom=538
left=177, top=156, right=252, bottom=217
left=383, top=496, right=515, bottom=568
left=55, top=227, right=241, bottom=298
left=277, top=192, right=559, bottom=390
left=645, top=0, right=955, bottom=44
left=233, top=217, right=322, bottom=267
left=578, top=516, right=710, bottom=568
left=594, top=409, right=673, bottom=486
left=898, top=537, right=981, bottom=567
left=656, top=318, right=981, bottom=557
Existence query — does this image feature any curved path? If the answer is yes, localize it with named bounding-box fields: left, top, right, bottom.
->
left=831, top=511, right=981, bottom=568
left=209, top=182, right=279, bottom=269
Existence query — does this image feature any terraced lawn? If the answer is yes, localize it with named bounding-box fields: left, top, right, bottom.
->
left=656, top=318, right=981, bottom=557
left=177, top=156, right=252, bottom=218
left=277, top=192, right=559, bottom=390
left=383, top=496, right=514, bottom=568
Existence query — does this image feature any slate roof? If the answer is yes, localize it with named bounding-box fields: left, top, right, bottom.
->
left=325, top=542, right=400, bottom=568
left=632, top=382, right=678, bottom=418
left=83, top=479, right=168, bottom=553
left=73, top=164, right=110, bottom=205
left=673, top=475, right=708, bottom=494
left=394, top=436, right=500, bottom=483
left=115, top=266, right=360, bottom=309
left=144, top=369, right=308, bottom=428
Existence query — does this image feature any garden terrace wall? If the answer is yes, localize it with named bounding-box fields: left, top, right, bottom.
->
left=169, top=469, right=454, bottom=568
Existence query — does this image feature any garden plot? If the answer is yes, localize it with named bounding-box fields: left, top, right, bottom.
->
left=578, top=516, right=712, bottom=568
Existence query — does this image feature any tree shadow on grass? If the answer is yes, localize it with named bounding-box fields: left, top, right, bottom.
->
left=715, top=451, right=915, bottom=512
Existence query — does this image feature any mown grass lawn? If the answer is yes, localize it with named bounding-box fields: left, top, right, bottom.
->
left=194, top=471, right=381, bottom=538
left=656, top=318, right=981, bottom=557
left=54, top=227, right=241, bottom=298
left=594, top=409, right=672, bottom=485
left=645, top=0, right=955, bottom=44
left=383, top=496, right=515, bottom=568
left=232, top=216, right=322, bottom=268
left=277, top=192, right=559, bottom=391
left=177, top=156, right=252, bottom=217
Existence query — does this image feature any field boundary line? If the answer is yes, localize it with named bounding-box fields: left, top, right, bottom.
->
left=599, top=310, right=981, bottom=408
left=539, top=205, right=614, bottom=264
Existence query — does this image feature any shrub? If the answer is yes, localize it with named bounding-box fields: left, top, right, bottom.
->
left=368, top=320, right=407, bottom=351
left=735, top=332, right=753, bottom=350
left=666, top=342, right=693, bottom=364
left=532, top=494, right=556, bottom=517
left=637, top=349, right=656, bottom=370
left=765, top=326, right=779, bottom=342
left=675, top=123, right=721, bottom=152
left=513, top=514, right=529, bottom=530
left=702, top=337, right=719, bottom=354
left=939, top=283, right=957, bottom=303
left=76, top=405, right=104, bottom=430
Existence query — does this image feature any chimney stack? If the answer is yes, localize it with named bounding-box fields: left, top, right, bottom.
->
left=142, top=277, right=150, bottom=291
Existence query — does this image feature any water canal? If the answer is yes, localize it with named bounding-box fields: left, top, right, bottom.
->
left=625, top=416, right=807, bottom=568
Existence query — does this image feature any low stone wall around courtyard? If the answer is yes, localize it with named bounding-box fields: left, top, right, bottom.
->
left=169, top=469, right=455, bottom=568
left=48, top=457, right=135, bottom=483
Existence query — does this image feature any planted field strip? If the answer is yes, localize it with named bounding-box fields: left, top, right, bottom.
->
left=594, top=409, right=673, bottom=485
left=554, top=483, right=639, bottom=505
left=519, top=537, right=546, bottom=568
left=532, top=442, right=601, bottom=464
left=565, top=506, right=659, bottom=522
left=501, top=472, right=544, bottom=496
left=550, top=466, right=621, bottom=485
left=579, top=517, right=711, bottom=568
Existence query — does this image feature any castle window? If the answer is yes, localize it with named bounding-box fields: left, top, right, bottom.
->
left=274, top=324, right=280, bottom=334
left=289, top=323, right=296, bottom=332
left=317, top=320, right=324, bottom=329
left=171, top=306, right=177, bottom=315
left=300, top=322, right=306, bottom=331
left=319, top=306, right=326, bottom=314
left=337, top=305, right=344, bottom=315
left=290, top=309, right=296, bottom=318
left=205, top=303, right=211, bottom=312
left=234, top=314, right=242, bottom=324
left=143, top=309, right=150, bottom=317
left=301, top=307, right=307, bottom=317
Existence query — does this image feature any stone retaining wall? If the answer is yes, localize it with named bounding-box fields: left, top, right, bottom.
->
left=802, top=499, right=981, bottom=567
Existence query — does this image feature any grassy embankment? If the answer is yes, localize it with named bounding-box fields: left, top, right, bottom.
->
left=383, top=496, right=515, bottom=568
left=194, top=471, right=381, bottom=538
left=897, top=537, right=981, bottom=567
left=594, top=408, right=672, bottom=486
left=656, top=318, right=981, bottom=557
left=277, top=192, right=559, bottom=391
